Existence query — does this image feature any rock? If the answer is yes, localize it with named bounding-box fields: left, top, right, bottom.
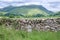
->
left=0, top=18, right=60, bottom=32
left=56, top=18, right=60, bottom=24
left=26, top=25, right=32, bottom=32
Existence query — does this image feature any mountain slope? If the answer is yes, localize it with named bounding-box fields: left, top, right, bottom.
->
left=0, top=5, right=54, bottom=17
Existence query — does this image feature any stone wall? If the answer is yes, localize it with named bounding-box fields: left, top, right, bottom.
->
left=0, top=18, right=60, bottom=32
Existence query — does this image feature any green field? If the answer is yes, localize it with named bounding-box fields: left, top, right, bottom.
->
left=0, top=25, right=60, bottom=40
left=0, top=16, right=60, bottom=20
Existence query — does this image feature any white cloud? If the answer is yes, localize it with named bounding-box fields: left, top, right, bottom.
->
left=0, top=0, right=60, bottom=12
left=0, top=0, right=13, bottom=2
left=0, top=0, right=25, bottom=2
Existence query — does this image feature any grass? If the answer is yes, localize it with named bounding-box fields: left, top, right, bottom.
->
left=0, top=25, right=60, bottom=40
left=0, top=16, right=60, bottom=21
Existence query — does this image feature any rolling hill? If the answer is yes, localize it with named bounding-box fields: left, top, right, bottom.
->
left=0, top=5, right=54, bottom=17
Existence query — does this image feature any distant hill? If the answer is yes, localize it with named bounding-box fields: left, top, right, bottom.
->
left=0, top=5, right=54, bottom=17
left=52, top=11, right=60, bottom=16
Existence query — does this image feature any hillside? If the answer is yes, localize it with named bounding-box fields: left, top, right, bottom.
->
left=0, top=5, right=54, bottom=17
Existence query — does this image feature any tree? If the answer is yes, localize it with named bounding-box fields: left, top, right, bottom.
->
left=9, top=14, right=15, bottom=18
left=53, top=11, right=60, bottom=16
left=33, top=14, right=45, bottom=17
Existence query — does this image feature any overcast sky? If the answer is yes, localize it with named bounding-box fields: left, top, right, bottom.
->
left=0, top=0, right=60, bottom=12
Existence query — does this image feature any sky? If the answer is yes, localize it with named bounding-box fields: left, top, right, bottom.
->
left=0, top=0, right=60, bottom=12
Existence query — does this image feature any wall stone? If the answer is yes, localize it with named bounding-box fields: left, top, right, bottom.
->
left=0, top=18, right=60, bottom=32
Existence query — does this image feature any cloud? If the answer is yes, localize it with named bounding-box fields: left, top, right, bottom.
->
left=0, top=0, right=60, bottom=12
left=0, top=0, right=21, bottom=2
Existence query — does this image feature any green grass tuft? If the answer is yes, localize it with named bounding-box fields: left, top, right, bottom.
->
left=0, top=25, right=60, bottom=40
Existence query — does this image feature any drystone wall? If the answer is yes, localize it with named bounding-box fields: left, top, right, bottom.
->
left=0, top=18, right=60, bottom=32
